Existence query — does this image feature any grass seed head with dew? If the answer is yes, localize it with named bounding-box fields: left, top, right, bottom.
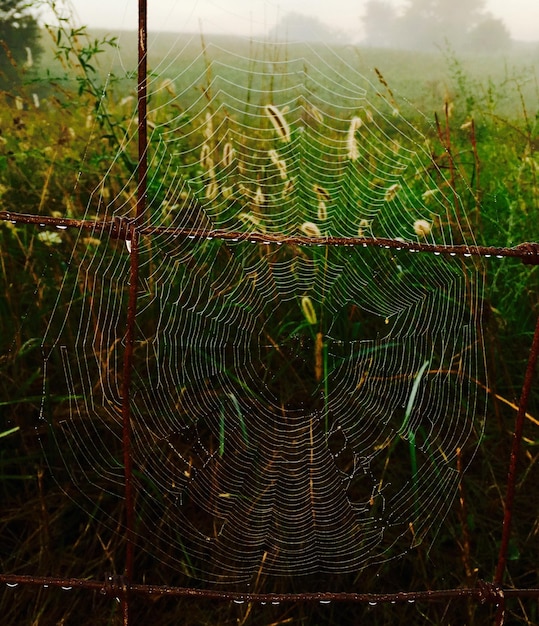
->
left=422, top=188, right=439, bottom=200
left=200, top=143, right=212, bottom=169
left=282, top=178, right=294, bottom=198
left=301, top=296, right=317, bottom=326
left=205, top=180, right=218, bottom=200
left=265, top=104, right=291, bottom=143
left=222, top=142, right=235, bottom=167
left=204, top=111, right=214, bottom=140
left=300, top=221, right=322, bottom=237
left=238, top=212, right=265, bottom=232
left=254, top=187, right=265, bottom=206
left=269, top=149, right=287, bottom=180
left=358, top=218, right=372, bottom=237
left=313, top=184, right=331, bottom=203
left=346, top=116, right=362, bottom=161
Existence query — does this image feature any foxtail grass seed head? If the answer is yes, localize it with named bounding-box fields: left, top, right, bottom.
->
left=82, top=237, right=102, bottom=247
left=238, top=212, right=266, bottom=231
left=200, top=143, right=212, bottom=168
left=159, top=78, right=176, bottom=95
left=119, top=95, right=135, bottom=107
left=206, top=180, right=219, bottom=200
left=265, top=104, right=291, bottom=142
left=24, top=46, right=33, bottom=68
left=203, top=111, right=214, bottom=140
left=300, top=221, right=321, bottom=238
left=422, top=189, right=439, bottom=200
left=413, top=219, right=431, bottom=237
left=32, top=93, right=40, bottom=108
left=238, top=183, right=250, bottom=197
left=358, top=218, right=371, bottom=238
left=222, top=142, right=235, bottom=167
left=301, top=296, right=317, bottom=325
left=346, top=116, right=362, bottom=161
left=317, top=201, right=328, bottom=221
left=384, top=183, right=400, bottom=202
left=254, top=187, right=265, bottom=205
left=282, top=179, right=294, bottom=198
left=313, top=184, right=331, bottom=202
left=308, top=104, right=324, bottom=124
left=269, top=149, right=287, bottom=179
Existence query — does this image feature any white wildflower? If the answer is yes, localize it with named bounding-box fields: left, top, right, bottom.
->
left=37, top=231, right=62, bottom=246
left=413, top=219, right=431, bottom=237
left=384, top=183, right=400, bottom=202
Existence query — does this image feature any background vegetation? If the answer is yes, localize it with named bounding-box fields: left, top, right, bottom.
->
left=0, top=4, right=538, bottom=624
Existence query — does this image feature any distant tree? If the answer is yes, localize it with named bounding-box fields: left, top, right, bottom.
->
left=269, top=12, right=347, bottom=44
left=468, top=17, right=512, bottom=53
left=387, top=0, right=511, bottom=52
left=362, top=1, right=397, bottom=48
left=0, top=0, right=42, bottom=90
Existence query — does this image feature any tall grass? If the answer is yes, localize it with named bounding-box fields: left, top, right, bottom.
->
left=0, top=18, right=538, bottom=625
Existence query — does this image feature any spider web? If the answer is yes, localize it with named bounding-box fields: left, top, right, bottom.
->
left=39, top=1, right=486, bottom=587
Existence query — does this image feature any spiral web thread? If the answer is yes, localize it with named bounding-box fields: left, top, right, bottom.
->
left=24, top=3, right=493, bottom=590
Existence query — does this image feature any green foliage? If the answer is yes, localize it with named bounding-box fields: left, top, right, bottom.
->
left=0, top=0, right=43, bottom=90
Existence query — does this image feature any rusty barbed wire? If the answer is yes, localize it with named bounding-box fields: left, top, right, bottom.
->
left=1, top=210, right=538, bottom=263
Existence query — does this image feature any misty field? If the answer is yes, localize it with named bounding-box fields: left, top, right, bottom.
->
left=1, top=24, right=539, bottom=625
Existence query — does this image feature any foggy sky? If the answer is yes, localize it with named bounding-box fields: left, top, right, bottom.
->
left=51, top=0, right=538, bottom=42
